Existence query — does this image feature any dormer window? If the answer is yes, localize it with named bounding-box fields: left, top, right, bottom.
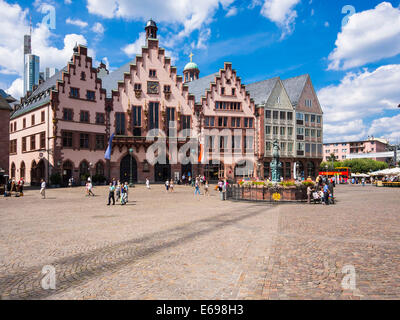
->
left=134, top=83, right=142, bottom=91
left=164, top=85, right=171, bottom=93
left=149, top=69, right=157, bottom=78
left=81, top=72, right=86, bottom=80
left=221, top=87, right=225, bottom=95
left=232, top=88, right=236, bottom=96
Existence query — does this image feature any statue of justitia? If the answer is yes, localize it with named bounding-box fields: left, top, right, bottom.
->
left=271, top=140, right=282, bottom=183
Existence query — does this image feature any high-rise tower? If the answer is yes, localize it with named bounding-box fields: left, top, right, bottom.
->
left=23, top=16, right=40, bottom=96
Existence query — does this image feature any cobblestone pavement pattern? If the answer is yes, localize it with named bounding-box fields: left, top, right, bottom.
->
left=0, top=184, right=399, bottom=300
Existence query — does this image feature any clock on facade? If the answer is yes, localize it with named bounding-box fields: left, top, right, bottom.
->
left=147, top=81, right=160, bottom=94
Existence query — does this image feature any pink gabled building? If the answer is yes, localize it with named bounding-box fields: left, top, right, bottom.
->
left=9, top=19, right=324, bottom=185
left=99, top=20, right=258, bottom=183
left=9, top=45, right=109, bottom=185
left=323, top=137, right=389, bottom=162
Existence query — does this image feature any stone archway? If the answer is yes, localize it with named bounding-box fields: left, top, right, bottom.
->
left=63, top=161, right=74, bottom=184
left=154, top=158, right=171, bottom=182
left=20, top=162, right=26, bottom=180
left=31, top=161, right=38, bottom=185
left=120, top=155, right=138, bottom=183
left=11, top=162, right=16, bottom=179
left=37, top=160, right=45, bottom=181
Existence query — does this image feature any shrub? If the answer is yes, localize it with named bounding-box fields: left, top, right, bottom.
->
left=302, top=181, right=315, bottom=187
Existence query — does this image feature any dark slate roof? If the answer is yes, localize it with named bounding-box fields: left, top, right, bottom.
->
left=0, top=89, right=16, bottom=103
left=281, top=74, right=308, bottom=106
left=0, top=94, right=12, bottom=111
left=245, top=77, right=279, bottom=105
left=146, top=19, right=157, bottom=28
left=10, top=67, right=66, bottom=119
left=98, top=59, right=136, bottom=98
left=186, top=73, right=219, bottom=103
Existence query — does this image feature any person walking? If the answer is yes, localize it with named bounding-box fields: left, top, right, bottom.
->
left=18, top=178, right=24, bottom=196
left=107, top=183, right=116, bottom=206
left=323, top=183, right=330, bottom=205
left=194, top=179, right=201, bottom=196
left=120, top=184, right=127, bottom=205
left=116, top=181, right=121, bottom=201
left=88, top=181, right=95, bottom=197
left=165, top=180, right=170, bottom=192
left=362, top=178, right=365, bottom=186
left=146, top=178, right=151, bottom=190
left=218, top=180, right=224, bottom=201
left=40, top=179, right=46, bottom=199
left=170, top=179, right=174, bottom=192
left=124, top=182, right=129, bottom=202
left=204, top=180, right=209, bottom=196
left=307, top=185, right=312, bottom=204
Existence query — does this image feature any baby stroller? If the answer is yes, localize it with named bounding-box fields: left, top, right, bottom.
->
left=312, top=192, right=323, bottom=204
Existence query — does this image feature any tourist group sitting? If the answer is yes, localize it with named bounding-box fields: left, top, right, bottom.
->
left=4, top=177, right=25, bottom=197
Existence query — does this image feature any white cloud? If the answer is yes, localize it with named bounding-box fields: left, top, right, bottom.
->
left=66, top=18, right=88, bottom=28
left=0, top=0, right=89, bottom=78
left=6, top=77, right=23, bottom=99
left=368, top=114, right=400, bottom=142
left=65, top=0, right=72, bottom=4
left=328, top=2, right=400, bottom=70
left=194, top=28, right=211, bottom=50
left=123, top=32, right=146, bottom=57
left=86, top=0, right=234, bottom=47
left=260, top=0, right=301, bottom=37
left=324, top=120, right=367, bottom=143
left=324, top=21, right=329, bottom=28
left=92, top=22, right=105, bottom=34
left=226, top=7, right=238, bottom=17
left=319, top=64, right=400, bottom=142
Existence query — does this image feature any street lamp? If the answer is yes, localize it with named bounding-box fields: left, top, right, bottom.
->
left=89, top=162, right=93, bottom=183
left=129, top=148, right=134, bottom=187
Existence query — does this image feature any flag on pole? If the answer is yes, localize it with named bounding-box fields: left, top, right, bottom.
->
left=198, top=143, right=204, bottom=164
left=104, top=133, right=115, bottom=160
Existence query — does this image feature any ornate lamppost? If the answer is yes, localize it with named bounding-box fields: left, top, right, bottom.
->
left=89, top=162, right=93, bottom=184
left=129, top=148, right=134, bottom=187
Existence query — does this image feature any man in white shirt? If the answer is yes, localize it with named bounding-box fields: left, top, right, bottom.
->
left=40, top=179, right=46, bottom=199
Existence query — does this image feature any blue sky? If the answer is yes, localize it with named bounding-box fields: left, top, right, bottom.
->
left=1, top=0, right=400, bottom=143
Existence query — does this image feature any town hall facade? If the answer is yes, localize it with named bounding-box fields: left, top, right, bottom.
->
left=9, top=20, right=323, bottom=185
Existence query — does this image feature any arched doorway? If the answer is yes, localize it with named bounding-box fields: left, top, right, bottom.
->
left=31, top=161, right=38, bottom=185
left=307, top=161, right=316, bottom=179
left=79, top=161, right=89, bottom=181
left=120, top=155, right=138, bottom=183
left=96, top=161, right=105, bottom=176
left=154, top=158, right=171, bottom=182
left=63, top=161, right=74, bottom=184
left=205, top=160, right=224, bottom=182
left=11, top=163, right=16, bottom=179
left=20, top=162, right=26, bottom=180
left=37, top=160, right=45, bottom=181
left=181, top=163, right=192, bottom=180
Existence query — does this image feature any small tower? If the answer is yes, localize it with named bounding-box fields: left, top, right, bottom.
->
left=183, top=52, right=200, bottom=83
left=145, top=19, right=158, bottom=39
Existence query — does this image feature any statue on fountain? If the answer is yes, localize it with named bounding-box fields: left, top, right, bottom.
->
left=270, top=140, right=282, bottom=183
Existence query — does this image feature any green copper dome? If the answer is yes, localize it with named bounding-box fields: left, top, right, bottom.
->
left=184, top=62, right=199, bottom=71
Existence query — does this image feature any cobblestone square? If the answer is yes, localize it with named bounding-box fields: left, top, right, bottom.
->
left=0, top=184, right=399, bottom=300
